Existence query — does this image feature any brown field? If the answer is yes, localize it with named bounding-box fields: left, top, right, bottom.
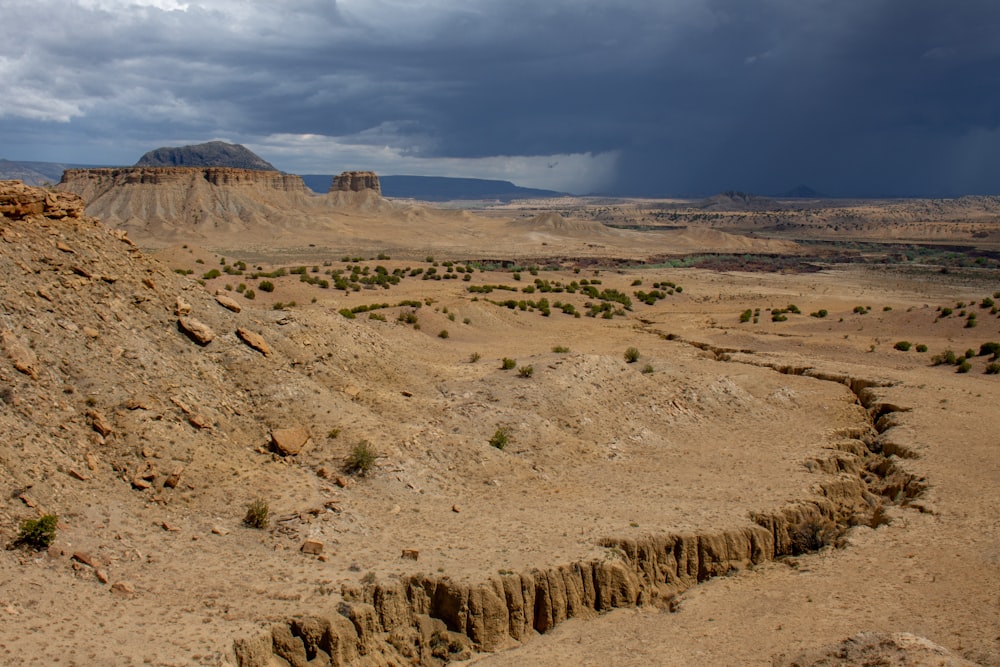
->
left=1, top=181, right=998, bottom=666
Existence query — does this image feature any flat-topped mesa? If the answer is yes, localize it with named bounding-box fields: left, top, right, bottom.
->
left=329, top=171, right=381, bottom=195
left=59, top=167, right=310, bottom=194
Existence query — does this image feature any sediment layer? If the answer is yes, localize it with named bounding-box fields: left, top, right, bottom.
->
left=234, top=368, right=925, bottom=667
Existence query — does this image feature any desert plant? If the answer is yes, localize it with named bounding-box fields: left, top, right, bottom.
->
left=438, top=329, right=449, bottom=339
left=980, top=342, right=1000, bottom=358
left=641, top=363, right=654, bottom=374
left=893, top=341, right=911, bottom=351
left=344, top=441, right=377, bottom=476
left=244, top=289, right=255, bottom=300
left=501, top=357, right=516, bottom=370
left=243, top=498, right=269, bottom=529
left=809, top=309, right=828, bottom=318
left=489, top=426, right=512, bottom=450
left=789, top=515, right=840, bottom=555
left=202, top=269, right=221, bottom=280
left=552, top=345, right=570, bottom=353
left=739, top=309, right=752, bottom=323
left=931, top=349, right=957, bottom=366
left=915, top=344, right=928, bottom=353
left=15, top=514, right=58, bottom=550
left=258, top=280, right=275, bottom=292
left=624, top=347, right=640, bottom=363
left=957, top=360, right=972, bottom=373
left=985, top=362, right=1000, bottom=375
left=469, top=352, right=481, bottom=363
left=517, top=365, right=534, bottom=378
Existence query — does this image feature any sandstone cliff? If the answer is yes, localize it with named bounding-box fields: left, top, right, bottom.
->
left=330, top=171, right=381, bottom=195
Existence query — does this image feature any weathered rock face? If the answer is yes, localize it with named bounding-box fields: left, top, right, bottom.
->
left=60, top=167, right=310, bottom=195
left=329, top=171, right=381, bottom=195
left=0, top=180, right=84, bottom=220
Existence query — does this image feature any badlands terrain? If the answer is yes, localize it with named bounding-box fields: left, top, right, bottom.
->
left=0, top=172, right=998, bottom=666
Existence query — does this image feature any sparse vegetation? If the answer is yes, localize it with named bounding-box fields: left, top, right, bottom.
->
left=931, top=349, right=958, bottom=366
left=517, top=365, right=534, bottom=378
left=915, top=344, right=928, bottom=353
left=243, top=499, right=269, bottom=529
left=739, top=309, right=752, bottom=323
left=810, top=309, right=828, bottom=318
left=552, top=345, right=570, bottom=353
left=469, top=352, right=481, bottom=363
left=986, top=362, right=1000, bottom=375
left=258, top=280, right=275, bottom=292
left=501, top=357, right=516, bottom=370
left=344, top=441, right=377, bottom=476
left=489, top=426, right=512, bottom=450
left=641, top=363, right=654, bottom=374
left=438, top=329, right=449, bottom=339
left=15, top=514, right=58, bottom=550
left=624, top=347, right=640, bottom=363
left=893, top=341, right=911, bottom=351
left=957, top=360, right=972, bottom=373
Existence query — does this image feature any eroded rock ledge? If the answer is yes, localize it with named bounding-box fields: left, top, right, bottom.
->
left=234, top=370, right=926, bottom=667
left=60, top=167, right=311, bottom=194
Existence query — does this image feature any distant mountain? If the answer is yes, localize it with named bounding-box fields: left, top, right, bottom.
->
left=135, top=141, right=275, bottom=170
left=699, top=191, right=781, bottom=211
left=779, top=184, right=826, bottom=198
left=302, top=174, right=565, bottom=201
left=0, top=159, right=105, bottom=186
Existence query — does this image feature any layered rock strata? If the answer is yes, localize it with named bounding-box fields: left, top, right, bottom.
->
left=330, top=171, right=381, bottom=195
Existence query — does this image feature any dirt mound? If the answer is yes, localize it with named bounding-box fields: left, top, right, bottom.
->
left=776, top=632, right=979, bottom=666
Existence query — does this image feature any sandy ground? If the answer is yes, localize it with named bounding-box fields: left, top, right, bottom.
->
left=1, top=188, right=998, bottom=666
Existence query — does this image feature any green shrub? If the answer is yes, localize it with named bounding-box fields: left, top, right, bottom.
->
left=624, top=347, right=640, bottom=363
left=259, top=280, right=275, bottom=292
left=957, top=360, right=972, bottom=373
left=739, top=309, right=753, bottom=323
left=517, top=365, right=534, bottom=378
left=965, top=348, right=976, bottom=359
left=345, top=441, right=377, bottom=476
left=501, top=357, right=516, bottom=370
left=438, top=329, right=449, bottom=339
left=986, top=362, right=1000, bottom=375
left=489, top=426, right=512, bottom=450
left=979, top=342, right=1000, bottom=358
left=641, top=363, right=654, bottom=374
left=202, top=269, right=221, bottom=280
left=244, top=289, right=255, bottom=300
left=469, top=352, right=481, bottom=363
left=931, top=349, right=957, bottom=366
left=16, top=514, right=58, bottom=550
left=552, top=345, right=570, bottom=353
left=243, top=499, right=269, bottom=529
left=893, top=341, right=911, bottom=351
left=810, top=309, right=828, bottom=318
left=915, top=344, right=928, bottom=352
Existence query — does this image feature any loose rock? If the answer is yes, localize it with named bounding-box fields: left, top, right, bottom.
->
left=236, top=327, right=271, bottom=356
left=215, top=293, right=242, bottom=313
left=177, top=317, right=214, bottom=345
left=301, top=539, right=324, bottom=555
left=271, top=426, right=310, bottom=456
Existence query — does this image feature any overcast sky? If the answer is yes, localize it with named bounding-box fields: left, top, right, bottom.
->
left=2, top=0, right=998, bottom=196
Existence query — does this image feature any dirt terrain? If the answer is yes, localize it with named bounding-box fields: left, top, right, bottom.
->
left=1, top=179, right=998, bottom=666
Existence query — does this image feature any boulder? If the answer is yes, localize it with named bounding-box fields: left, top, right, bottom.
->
left=215, top=293, right=242, bottom=313
left=271, top=426, right=310, bottom=456
left=301, top=539, right=324, bottom=555
left=236, top=327, right=271, bottom=356
left=1, top=330, right=39, bottom=378
left=177, top=317, right=215, bottom=345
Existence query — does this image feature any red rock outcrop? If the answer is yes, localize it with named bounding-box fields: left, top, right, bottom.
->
left=60, top=167, right=310, bottom=197
left=329, top=171, right=381, bottom=195
left=0, top=179, right=84, bottom=220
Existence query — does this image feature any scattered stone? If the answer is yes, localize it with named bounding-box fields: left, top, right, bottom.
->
left=452, top=505, right=462, bottom=513
left=72, top=265, right=93, bottom=279
left=82, top=326, right=99, bottom=338
left=2, top=330, right=39, bottom=379
left=86, top=410, right=112, bottom=437
left=301, top=539, right=323, bottom=555
left=215, top=293, right=242, bottom=313
left=110, top=581, right=135, bottom=597
left=344, top=386, right=362, bottom=399
left=401, top=549, right=419, bottom=561
left=174, top=296, right=192, bottom=316
left=177, top=317, right=215, bottom=345
left=85, top=452, right=98, bottom=471
left=131, top=477, right=151, bottom=490
left=401, top=390, right=413, bottom=397
left=163, top=467, right=184, bottom=489
left=271, top=426, right=310, bottom=456
left=56, top=241, right=75, bottom=253
left=161, top=521, right=180, bottom=532
left=72, top=552, right=99, bottom=569
left=68, top=468, right=88, bottom=481
left=18, top=494, right=37, bottom=508
left=142, top=277, right=155, bottom=289
left=211, top=526, right=230, bottom=536
left=188, top=413, right=212, bottom=430
left=124, top=397, right=151, bottom=410
left=236, top=327, right=271, bottom=356
left=36, top=289, right=53, bottom=302
left=334, top=476, right=353, bottom=489
left=94, top=568, right=109, bottom=584
left=137, top=462, right=156, bottom=481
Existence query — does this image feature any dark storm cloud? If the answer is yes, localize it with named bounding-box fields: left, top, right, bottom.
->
left=1, top=0, right=998, bottom=195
